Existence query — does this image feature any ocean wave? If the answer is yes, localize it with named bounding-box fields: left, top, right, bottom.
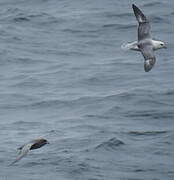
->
left=4, top=7, right=61, bottom=25
left=0, top=96, right=100, bottom=109
left=12, top=78, right=49, bottom=88
left=13, top=16, right=30, bottom=22
left=23, top=161, right=45, bottom=167
left=162, top=90, right=174, bottom=96
left=26, top=96, right=97, bottom=109
left=150, top=16, right=166, bottom=23
left=70, top=162, right=91, bottom=174
left=0, top=93, right=40, bottom=109
left=11, top=120, right=43, bottom=126
left=95, top=137, right=124, bottom=151
left=11, top=57, right=51, bottom=65
left=127, top=111, right=174, bottom=119
left=127, top=130, right=169, bottom=136
left=104, top=12, right=132, bottom=18
left=103, top=23, right=135, bottom=30
left=143, top=2, right=163, bottom=7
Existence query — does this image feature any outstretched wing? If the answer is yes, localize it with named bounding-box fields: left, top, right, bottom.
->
left=132, top=4, right=151, bottom=41
left=140, top=44, right=156, bottom=72
left=10, top=143, right=33, bottom=165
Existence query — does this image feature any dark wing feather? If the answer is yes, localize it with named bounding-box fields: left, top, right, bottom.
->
left=132, top=4, right=147, bottom=23
left=132, top=4, right=151, bottom=41
left=139, top=44, right=156, bottom=72
left=138, top=22, right=151, bottom=41
left=30, top=139, right=47, bottom=150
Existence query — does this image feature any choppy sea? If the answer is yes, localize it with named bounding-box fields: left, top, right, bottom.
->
left=1, top=0, right=174, bottom=179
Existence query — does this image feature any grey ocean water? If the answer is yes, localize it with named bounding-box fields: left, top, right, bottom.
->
left=0, top=0, right=174, bottom=179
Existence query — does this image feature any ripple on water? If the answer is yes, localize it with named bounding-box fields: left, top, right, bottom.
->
left=127, top=130, right=169, bottom=137
left=95, top=137, right=124, bottom=151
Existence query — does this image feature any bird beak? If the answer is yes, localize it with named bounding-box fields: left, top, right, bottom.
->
left=47, top=141, right=50, bottom=144
left=163, top=45, right=167, bottom=49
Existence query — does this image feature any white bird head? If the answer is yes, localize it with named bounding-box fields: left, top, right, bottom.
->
left=155, top=41, right=167, bottom=49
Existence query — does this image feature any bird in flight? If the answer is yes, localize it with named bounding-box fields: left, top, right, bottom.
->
left=122, top=4, right=166, bottom=72
left=10, top=138, right=49, bottom=165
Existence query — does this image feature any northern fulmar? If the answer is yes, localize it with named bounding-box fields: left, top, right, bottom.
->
left=123, top=4, right=166, bottom=72
left=10, top=138, right=49, bottom=165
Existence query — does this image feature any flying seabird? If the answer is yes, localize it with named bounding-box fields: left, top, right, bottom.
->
left=122, top=4, right=166, bottom=72
left=10, top=138, right=49, bottom=165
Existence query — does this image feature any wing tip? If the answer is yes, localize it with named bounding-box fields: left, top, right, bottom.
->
left=9, top=160, right=17, bottom=166
left=144, top=59, right=155, bottom=72
left=132, top=4, right=136, bottom=9
left=132, top=4, right=138, bottom=12
left=132, top=4, right=147, bottom=23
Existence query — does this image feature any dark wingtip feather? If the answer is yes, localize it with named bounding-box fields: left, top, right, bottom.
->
left=132, top=4, right=140, bottom=10
left=132, top=4, right=147, bottom=23
left=132, top=4, right=136, bottom=9
left=132, top=4, right=139, bottom=13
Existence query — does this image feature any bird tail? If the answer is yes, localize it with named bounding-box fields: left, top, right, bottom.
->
left=121, top=43, right=131, bottom=50
left=121, top=41, right=140, bottom=51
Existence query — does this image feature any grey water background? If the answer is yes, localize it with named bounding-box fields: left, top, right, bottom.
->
left=0, top=0, right=174, bottom=179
